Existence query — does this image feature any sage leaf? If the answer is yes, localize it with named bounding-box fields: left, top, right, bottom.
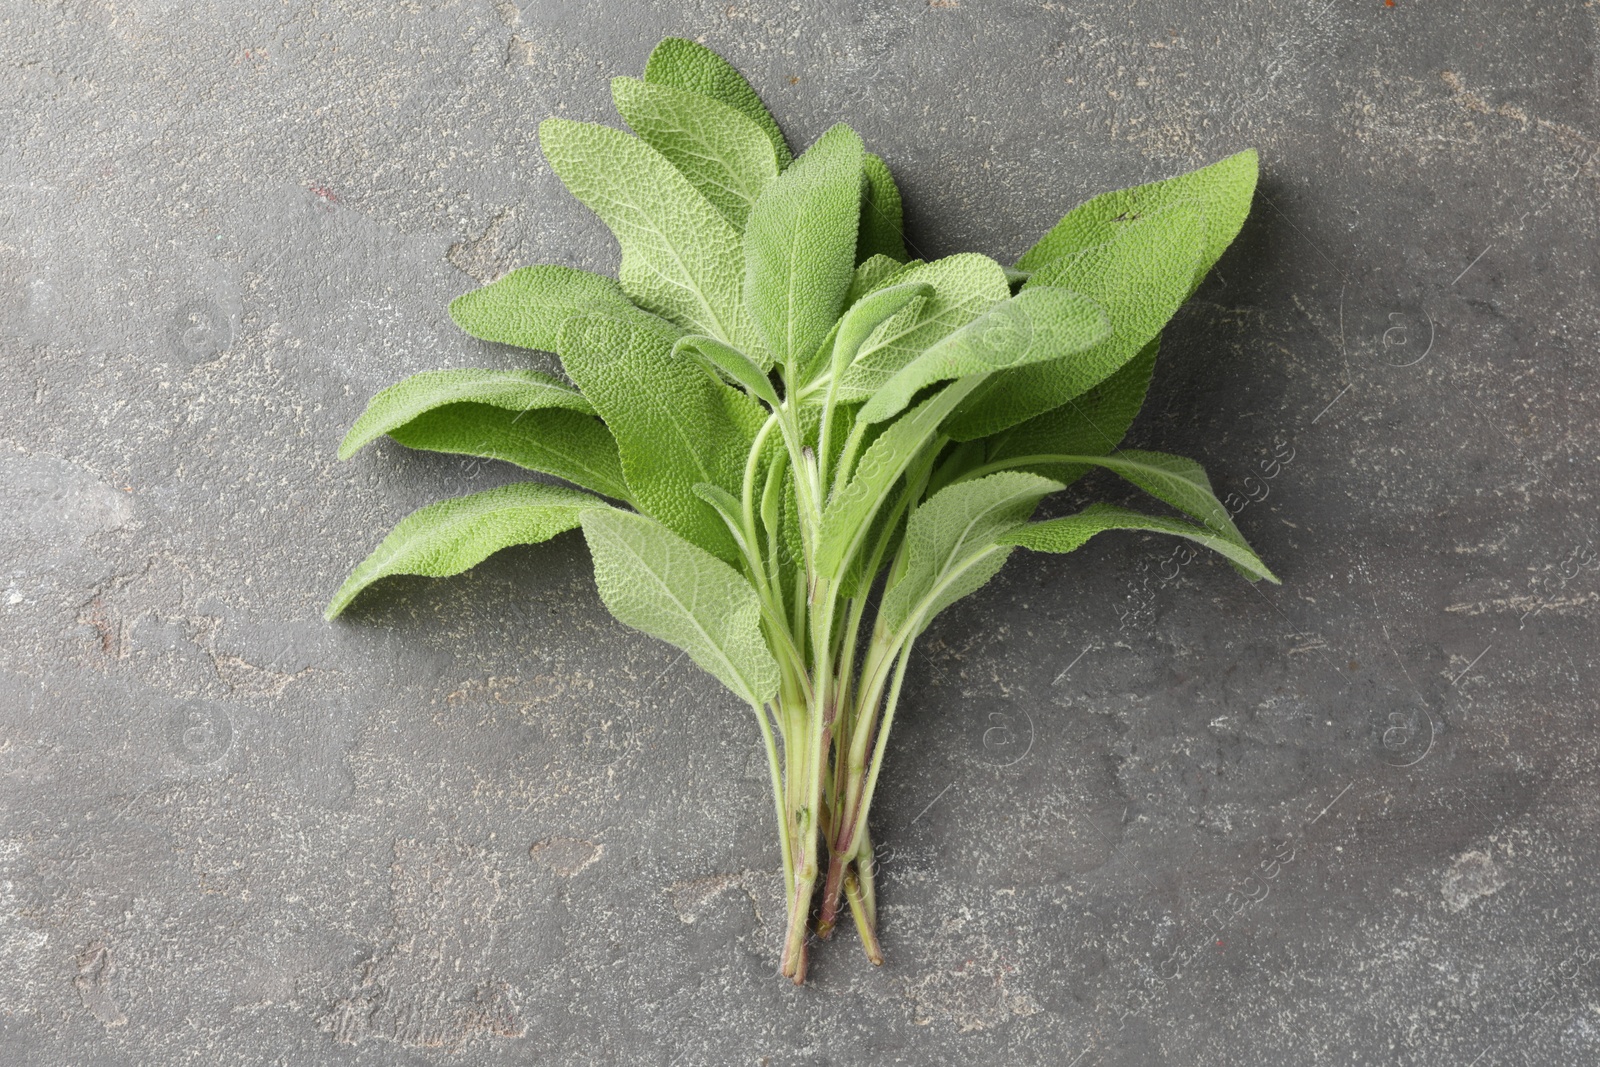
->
left=1029, top=448, right=1248, bottom=547
left=844, top=253, right=911, bottom=307
left=448, top=264, right=679, bottom=352
left=539, top=118, right=761, bottom=356
left=559, top=313, right=765, bottom=564
left=820, top=280, right=934, bottom=386
left=338, top=369, right=593, bottom=460
left=1000, top=502, right=1278, bottom=583
left=815, top=377, right=983, bottom=579
left=982, top=336, right=1157, bottom=486
left=856, top=286, right=1112, bottom=424
left=835, top=253, right=1010, bottom=402
left=580, top=507, right=781, bottom=707
left=879, top=472, right=1063, bottom=638
left=611, top=76, right=779, bottom=231
left=674, top=334, right=780, bottom=408
left=325, top=482, right=599, bottom=619
left=858, top=152, right=909, bottom=264
left=744, top=123, right=864, bottom=375
left=945, top=201, right=1204, bottom=439
left=385, top=404, right=631, bottom=503
left=642, top=37, right=792, bottom=168
left=1015, top=148, right=1257, bottom=295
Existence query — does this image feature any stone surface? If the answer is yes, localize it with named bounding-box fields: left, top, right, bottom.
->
left=2, top=1, right=1597, bottom=1064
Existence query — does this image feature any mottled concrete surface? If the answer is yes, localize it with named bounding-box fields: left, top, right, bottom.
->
left=2, top=2, right=1597, bottom=1064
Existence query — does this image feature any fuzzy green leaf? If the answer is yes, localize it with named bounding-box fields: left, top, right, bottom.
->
left=982, top=336, right=1157, bottom=486
left=819, top=280, right=934, bottom=386
left=835, top=253, right=1010, bottom=403
left=744, top=124, right=864, bottom=375
left=946, top=201, right=1203, bottom=439
left=338, top=369, right=593, bottom=460
left=815, top=377, right=984, bottom=580
left=674, top=334, right=780, bottom=408
left=580, top=507, right=781, bottom=707
left=844, top=253, right=910, bottom=307
left=448, top=265, right=679, bottom=352
left=385, top=404, right=631, bottom=503
left=857, top=286, right=1112, bottom=424
left=610, top=76, right=780, bottom=231
left=559, top=313, right=765, bottom=564
left=1015, top=148, right=1257, bottom=294
left=325, top=482, right=598, bottom=619
left=858, top=152, right=909, bottom=264
left=539, top=118, right=761, bottom=356
left=1028, top=448, right=1248, bottom=546
left=643, top=37, right=792, bottom=169
left=1000, top=502, right=1277, bottom=583
left=879, top=472, right=1063, bottom=638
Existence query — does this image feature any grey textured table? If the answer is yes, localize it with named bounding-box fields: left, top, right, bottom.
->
left=3, top=2, right=1597, bottom=1064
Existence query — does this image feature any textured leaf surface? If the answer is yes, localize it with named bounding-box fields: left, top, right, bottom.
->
left=1047, top=449, right=1248, bottom=546
left=1016, top=149, right=1257, bottom=292
left=560, top=313, right=764, bottom=563
left=815, top=280, right=934, bottom=390
left=448, top=265, right=677, bottom=352
left=857, top=286, right=1111, bottom=423
left=326, top=482, right=598, bottom=619
left=1001, top=502, right=1277, bottom=582
left=339, top=369, right=592, bottom=460
left=674, top=334, right=780, bottom=407
left=744, top=123, right=864, bottom=374
left=844, top=253, right=909, bottom=307
left=836, top=253, right=1010, bottom=402
left=611, top=76, right=779, bottom=231
left=983, top=336, right=1157, bottom=486
left=946, top=202, right=1203, bottom=439
left=580, top=508, right=780, bottom=707
left=539, top=118, right=758, bottom=353
left=386, top=404, right=630, bottom=503
left=643, top=37, right=792, bottom=168
left=815, top=378, right=982, bottom=579
left=879, top=472, right=1062, bottom=637
left=858, top=152, right=908, bottom=264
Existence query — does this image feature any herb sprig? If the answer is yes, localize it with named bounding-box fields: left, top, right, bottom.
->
left=326, top=37, right=1275, bottom=982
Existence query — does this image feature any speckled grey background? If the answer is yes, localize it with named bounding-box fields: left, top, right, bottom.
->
left=2, top=1, right=1597, bottom=1064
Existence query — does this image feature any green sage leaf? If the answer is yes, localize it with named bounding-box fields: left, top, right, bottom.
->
left=1015, top=148, right=1257, bottom=294
left=580, top=507, right=781, bottom=707
left=858, top=152, right=909, bottom=264
left=385, top=404, right=631, bottom=503
left=982, top=336, right=1157, bottom=487
left=674, top=334, right=780, bottom=408
left=879, top=472, right=1063, bottom=638
left=743, top=123, right=864, bottom=375
left=815, top=377, right=984, bottom=580
left=559, top=313, right=765, bottom=564
left=338, top=369, right=593, bottom=460
left=325, top=482, right=599, bottom=619
left=539, top=118, right=761, bottom=356
left=610, top=76, right=780, bottom=231
left=835, top=253, right=1010, bottom=403
left=1000, top=502, right=1277, bottom=583
left=945, top=201, right=1204, bottom=439
left=448, top=264, right=679, bottom=352
left=642, top=37, right=792, bottom=168
left=857, top=286, right=1111, bottom=424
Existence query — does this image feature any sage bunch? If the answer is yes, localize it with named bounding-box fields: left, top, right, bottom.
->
left=326, top=37, right=1275, bottom=982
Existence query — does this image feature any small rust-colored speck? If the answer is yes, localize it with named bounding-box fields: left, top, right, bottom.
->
left=1215, top=940, right=1225, bottom=948
left=1384, top=0, right=1394, bottom=6
left=788, top=76, right=799, bottom=85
